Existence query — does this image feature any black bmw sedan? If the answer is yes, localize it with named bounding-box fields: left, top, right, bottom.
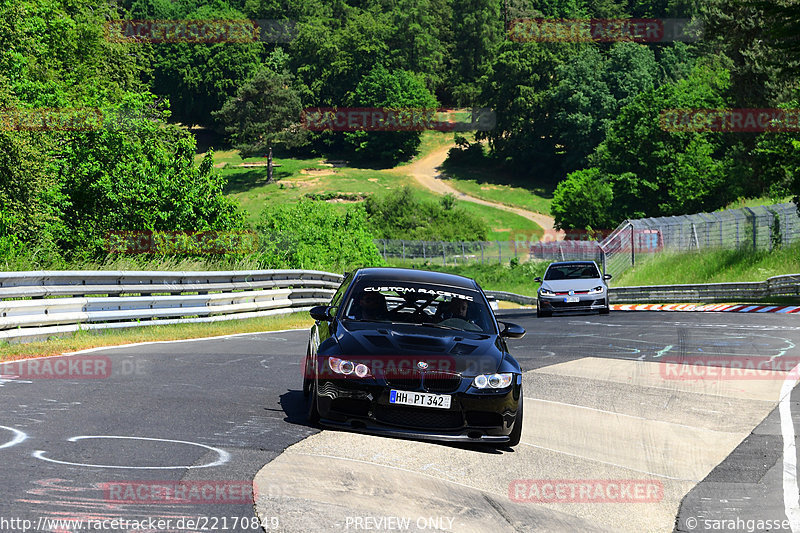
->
left=303, top=267, right=526, bottom=447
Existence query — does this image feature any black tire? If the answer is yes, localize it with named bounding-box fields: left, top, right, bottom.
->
left=302, top=346, right=312, bottom=398
left=537, top=301, right=551, bottom=318
left=507, top=394, right=523, bottom=447
left=307, top=379, right=320, bottom=425
left=599, top=306, right=610, bottom=315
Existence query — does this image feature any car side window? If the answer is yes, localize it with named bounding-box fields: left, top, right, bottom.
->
left=329, top=273, right=354, bottom=312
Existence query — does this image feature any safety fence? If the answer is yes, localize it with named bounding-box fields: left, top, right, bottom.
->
left=377, top=203, right=800, bottom=280
left=373, top=239, right=534, bottom=266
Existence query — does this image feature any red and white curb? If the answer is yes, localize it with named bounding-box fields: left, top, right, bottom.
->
left=611, top=303, right=800, bottom=313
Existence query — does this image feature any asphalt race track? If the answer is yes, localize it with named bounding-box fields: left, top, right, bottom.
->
left=2, top=311, right=800, bottom=533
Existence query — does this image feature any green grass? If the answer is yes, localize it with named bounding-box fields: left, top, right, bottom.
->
left=614, top=241, right=800, bottom=286
left=456, top=201, right=543, bottom=241
left=0, top=312, right=314, bottom=360
left=440, top=147, right=555, bottom=215
left=205, top=140, right=544, bottom=239
left=721, top=195, right=794, bottom=210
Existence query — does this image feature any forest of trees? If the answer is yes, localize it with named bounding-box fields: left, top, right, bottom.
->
left=1, top=0, right=799, bottom=266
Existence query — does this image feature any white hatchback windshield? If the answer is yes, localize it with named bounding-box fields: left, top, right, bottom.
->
left=544, top=263, right=601, bottom=281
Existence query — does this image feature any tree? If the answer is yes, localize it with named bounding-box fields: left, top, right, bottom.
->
left=593, top=62, right=731, bottom=221
left=551, top=168, right=615, bottom=230
left=138, top=2, right=265, bottom=128
left=451, top=0, right=503, bottom=104
left=477, top=40, right=571, bottom=173
left=344, top=64, right=438, bottom=164
left=213, top=66, right=306, bottom=161
left=56, top=95, right=245, bottom=259
left=255, top=199, right=384, bottom=271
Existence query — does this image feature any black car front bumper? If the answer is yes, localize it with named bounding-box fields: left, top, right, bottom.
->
left=314, top=377, right=522, bottom=444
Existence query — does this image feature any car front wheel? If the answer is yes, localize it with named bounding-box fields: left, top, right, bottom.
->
left=537, top=300, right=551, bottom=318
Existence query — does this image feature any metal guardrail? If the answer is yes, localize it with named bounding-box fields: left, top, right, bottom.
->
left=487, top=274, right=800, bottom=306
left=608, top=274, right=800, bottom=304
left=0, top=270, right=343, bottom=342
left=3, top=269, right=797, bottom=342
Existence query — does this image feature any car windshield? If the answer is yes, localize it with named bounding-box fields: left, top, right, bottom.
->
left=342, top=282, right=495, bottom=333
left=544, top=264, right=600, bottom=280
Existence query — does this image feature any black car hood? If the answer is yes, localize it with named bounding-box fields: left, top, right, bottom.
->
left=331, top=320, right=505, bottom=375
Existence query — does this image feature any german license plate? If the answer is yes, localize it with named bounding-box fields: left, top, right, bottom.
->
left=389, top=390, right=451, bottom=409
left=564, top=296, right=580, bottom=303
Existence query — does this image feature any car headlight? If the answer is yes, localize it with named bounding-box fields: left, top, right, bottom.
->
left=328, top=357, right=371, bottom=377
left=588, top=286, right=604, bottom=294
left=539, top=288, right=555, bottom=296
left=472, top=373, right=513, bottom=389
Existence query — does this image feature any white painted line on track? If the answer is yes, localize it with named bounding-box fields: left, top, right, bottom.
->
left=33, top=435, right=231, bottom=469
left=0, top=425, right=28, bottom=450
left=780, top=364, right=800, bottom=533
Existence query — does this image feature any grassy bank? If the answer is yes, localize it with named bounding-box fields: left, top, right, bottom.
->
left=0, top=312, right=314, bottom=361
left=613, top=242, right=800, bottom=286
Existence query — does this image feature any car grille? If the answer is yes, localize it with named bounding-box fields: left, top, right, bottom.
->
left=551, top=299, right=604, bottom=308
left=374, top=405, right=463, bottom=429
left=422, top=371, right=462, bottom=393
left=385, top=370, right=421, bottom=391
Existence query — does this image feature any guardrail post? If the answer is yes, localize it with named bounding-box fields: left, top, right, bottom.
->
left=743, top=207, right=757, bottom=250
left=630, top=225, right=635, bottom=267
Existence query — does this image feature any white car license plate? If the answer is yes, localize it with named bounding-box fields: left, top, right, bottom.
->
left=389, top=390, right=451, bottom=409
left=564, top=296, right=580, bottom=303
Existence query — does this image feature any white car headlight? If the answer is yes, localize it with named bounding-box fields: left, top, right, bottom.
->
left=328, top=357, right=371, bottom=377
left=540, top=288, right=555, bottom=296
left=472, top=373, right=513, bottom=389
left=588, top=286, right=604, bottom=294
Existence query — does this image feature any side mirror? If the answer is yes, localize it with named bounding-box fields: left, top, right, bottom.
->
left=534, top=277, right=542, bottom=283
left=309, top=305, right=333, bottom=322
left=499, top=321, right=526, bottom=339
left=603, top=274, right=612, bottom=280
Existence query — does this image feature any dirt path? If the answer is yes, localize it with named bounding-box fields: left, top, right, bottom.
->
left=388, top=143, right=565, bottom=240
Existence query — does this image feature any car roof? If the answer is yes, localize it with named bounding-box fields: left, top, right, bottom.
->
left=547, top=261, right=598, bottom=267
left=352, top=267, right=479, bottom=290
